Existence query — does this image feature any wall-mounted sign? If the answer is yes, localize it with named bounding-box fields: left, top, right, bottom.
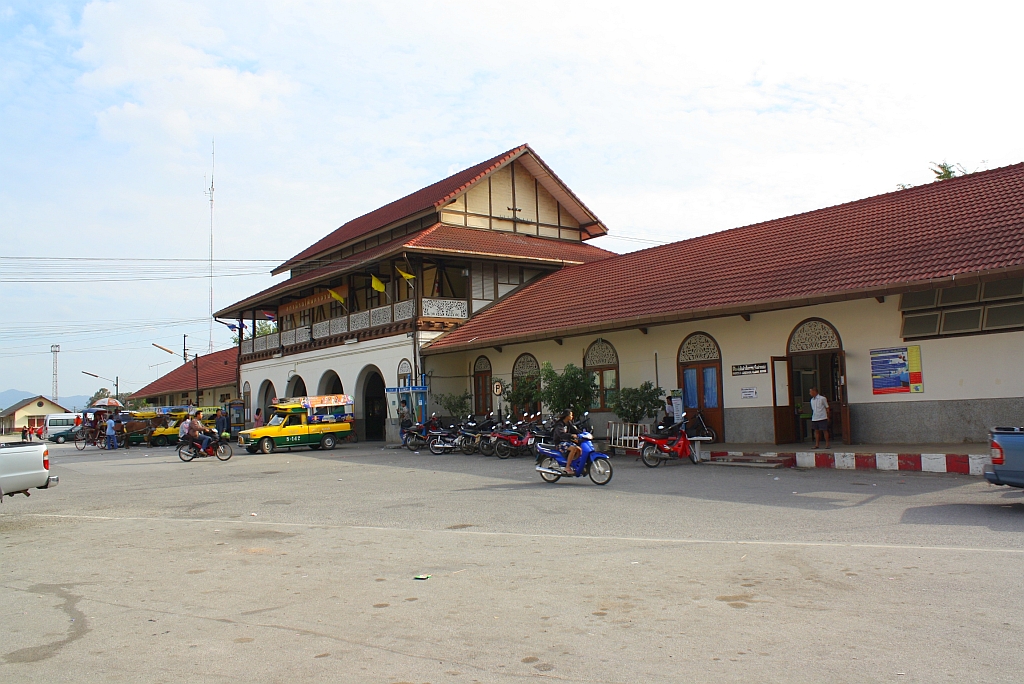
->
left=870, top=346, right=923, bottom=394
left=740, top=387, right=758, bottom=399
left=732, top=363, right=768, bottom=376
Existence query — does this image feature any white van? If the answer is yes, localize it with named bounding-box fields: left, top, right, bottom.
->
left=43, top=413, right=79, bottom=439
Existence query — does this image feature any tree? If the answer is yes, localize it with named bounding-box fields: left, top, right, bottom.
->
left=232, top=320, right=277, bottom=344
left=504, top=377, right=541, bottom=418
left=539, top=362, right=595, bottom=418
left=88, top=388, right=111, bottom=406
left=433, top=391, right=472, bottom=419
left=610, top=381, right=665, bottom=424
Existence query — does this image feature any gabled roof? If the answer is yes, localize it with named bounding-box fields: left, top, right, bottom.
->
left=130, top=347, right=239, bottom=399
left=424, top=162, right=1024, bottom=353
left=215, top=224, right=615, bottom=319
left=1, top=395, right=69, bottom=417
left=273, top=144, right=608, bottom=275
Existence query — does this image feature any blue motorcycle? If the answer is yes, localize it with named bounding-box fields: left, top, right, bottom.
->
left=535, top=430, right=613, bottom=485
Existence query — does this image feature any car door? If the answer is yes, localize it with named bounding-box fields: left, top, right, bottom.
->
left=279, top=414, right=305, bottom=446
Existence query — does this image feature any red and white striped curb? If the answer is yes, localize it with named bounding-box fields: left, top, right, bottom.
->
left=707, top=451, right=989, bottom=475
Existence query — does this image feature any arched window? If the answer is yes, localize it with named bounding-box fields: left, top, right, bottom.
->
left=584, top=339, right=619, bottom=410
left=242, top=381, right=252, bottom=422
left=787, top=318, right=842, bottom=354
left=397, top=359, right=413, bottom=387
left=473, top=356, right=492, bottom=416
left=512, top=353, right=541, bottom=416
left=286, top=375, right=307, bottom=399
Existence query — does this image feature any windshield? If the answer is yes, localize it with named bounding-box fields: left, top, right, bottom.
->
left=268, top=413, right=286, bottom=427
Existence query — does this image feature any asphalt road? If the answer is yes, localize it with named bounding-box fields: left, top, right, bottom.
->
left=3, top=441, right=1023, bottom=683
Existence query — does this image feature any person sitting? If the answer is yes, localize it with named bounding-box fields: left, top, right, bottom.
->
left=188, top=411, right=213, bottom=455
left=552, top=409, right=582, bottom=475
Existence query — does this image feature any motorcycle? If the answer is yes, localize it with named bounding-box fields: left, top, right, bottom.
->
left=492, top=419, right=536, bottom=459
left=404, top=414, right=441, bottom=451
left=639, top=420, right=697, bottom=467
left=535, top=430, right=613, bottom=485
left=178, top=432, right=233, bottom=462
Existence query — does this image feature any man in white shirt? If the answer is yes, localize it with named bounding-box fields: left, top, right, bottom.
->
left=808, top=387, right=830, bottom=449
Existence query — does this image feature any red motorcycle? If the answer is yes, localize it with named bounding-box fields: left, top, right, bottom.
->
left=639, top=421, right=697, bottom=467
left=492, top=420, right=536, bottom=459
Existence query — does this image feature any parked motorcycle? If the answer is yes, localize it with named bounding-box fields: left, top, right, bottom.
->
left=535, top=430, right=613, bottom=485
left=639, top=420, right=697, bottom=467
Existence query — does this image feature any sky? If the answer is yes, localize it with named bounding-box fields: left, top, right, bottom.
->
left=2, top=0, right=1022, bottom=399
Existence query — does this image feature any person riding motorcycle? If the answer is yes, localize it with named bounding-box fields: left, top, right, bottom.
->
left=552, top=409, right=581, bottom=475
left=188, top=411, right=214, bottom=455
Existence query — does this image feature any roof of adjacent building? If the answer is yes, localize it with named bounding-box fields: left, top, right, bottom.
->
left=273, top=144, right=608, bottom=275
left=1, top=395, right=69, bottom=417
left=424, top=162, right=1024, bottom=353
left=129, top=347, right=239, bottom=399
left=215, top=223, right=615, bottom=318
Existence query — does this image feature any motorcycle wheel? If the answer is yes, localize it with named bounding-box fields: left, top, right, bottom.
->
left=428, top=438, right=447, bottom=455
left=699, top=425, right=717, bottom=442
left=462, top=440, right=477, bottom=455
left=589, top=458, right=613, bottom=485
left=538, top=457, right=561, bottom=483
left=406, top=436, right=423, bottom=452
left=178, top=443, right=194, bottom=462
left=216, top=443, right=233, bottom=461
left=641, top=444, right=662, bottom=468
left=494, top=440, right=511, bottom=459
left=480, top=438, right=495, bottom=456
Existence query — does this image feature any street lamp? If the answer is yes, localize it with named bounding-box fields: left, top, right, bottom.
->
left=153, top=342, right=201, bottom=406
left=82, top=371, right=118, bottom=401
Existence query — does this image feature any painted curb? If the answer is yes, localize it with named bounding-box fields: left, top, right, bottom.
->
left=709, top=450, right=988, bottom=475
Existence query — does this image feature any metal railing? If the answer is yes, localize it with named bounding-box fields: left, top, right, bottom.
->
left=606, top=422, right=650, bottom=454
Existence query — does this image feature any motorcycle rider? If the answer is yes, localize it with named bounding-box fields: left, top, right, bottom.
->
left=188, top=411, right=213, bottom=455
left=552, top=409, right=581, bottom=475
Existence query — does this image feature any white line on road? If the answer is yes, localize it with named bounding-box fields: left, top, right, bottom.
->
left=17, top=512, right=1024, bottom=555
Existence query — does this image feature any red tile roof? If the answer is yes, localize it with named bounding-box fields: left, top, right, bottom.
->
left=425, top=163, right=1024, bottom=353
left=130, top=347, right=238, bottom=399
left=274, top=145, right=607, bottom=274
left=215, top=224, right=614, bottom=318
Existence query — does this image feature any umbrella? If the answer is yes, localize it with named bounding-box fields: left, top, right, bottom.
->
left=91, top=397, right=124, bottom=408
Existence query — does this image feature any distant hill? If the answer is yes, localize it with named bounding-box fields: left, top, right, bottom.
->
left=0, top=389, right=92, bottom=412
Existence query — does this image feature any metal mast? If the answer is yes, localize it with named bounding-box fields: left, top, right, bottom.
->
left=205, top=140, right=215, bottom=353
left=51, top=345, right=59, bottom=403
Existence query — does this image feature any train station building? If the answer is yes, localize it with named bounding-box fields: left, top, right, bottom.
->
left=219, top=148, right=1024, bottom=445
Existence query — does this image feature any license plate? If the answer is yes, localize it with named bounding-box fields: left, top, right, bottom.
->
left=528, top=437, right=534, bottom=444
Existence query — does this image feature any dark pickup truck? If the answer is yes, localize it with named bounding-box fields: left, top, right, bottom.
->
left=984, top=427, right=1024, bottom=488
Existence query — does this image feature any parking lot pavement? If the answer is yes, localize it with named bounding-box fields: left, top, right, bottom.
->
left=3, top=443, right=1024, bottom=682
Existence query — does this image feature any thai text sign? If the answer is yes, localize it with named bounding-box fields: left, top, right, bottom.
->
left=870, top=346, right=924, bottom=394
left=732, top=363, right=768, bottom=376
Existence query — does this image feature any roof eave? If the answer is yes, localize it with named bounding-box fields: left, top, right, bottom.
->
left=421, top=264, right=1024, bottom=355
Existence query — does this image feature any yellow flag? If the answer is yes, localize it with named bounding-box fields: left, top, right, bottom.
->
left=396, top=267, right=415, bottom=281
left=328, top=288, right=345, bottom=303
left=371, top=274, right=386, bottom=292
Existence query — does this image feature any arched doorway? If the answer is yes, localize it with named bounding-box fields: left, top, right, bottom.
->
left=318, top=370, right=343, bottom=396
left=473, top=356, right=492, bottom=416
left=772, top=318, right=849, bottom=444
left=363, top=371, right=387, bottom=441
left=677, top=333, right=724, bottom=442
left=257, top=380, right=277, bottom=422
left=512, top=353, right=541, bottom=417
left=286, top=374, right=307, bottom=399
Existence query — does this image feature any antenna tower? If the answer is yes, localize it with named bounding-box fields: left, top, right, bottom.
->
left=51, top=345, right=60, bottom=403
left=204, top=140, right=215, bottom=354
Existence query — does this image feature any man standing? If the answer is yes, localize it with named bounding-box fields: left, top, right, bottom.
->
left=809, top=387, right=830, bottom=449
left=105, top=414, right=117, bottom=450
left=215, top=409, right=229, bottom=440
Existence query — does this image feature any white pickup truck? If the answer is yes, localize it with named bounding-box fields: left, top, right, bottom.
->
left=0, top=441, right=59, bottom=500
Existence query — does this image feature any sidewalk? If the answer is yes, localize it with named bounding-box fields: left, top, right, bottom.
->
left=704, top=441, right=990, bottom=475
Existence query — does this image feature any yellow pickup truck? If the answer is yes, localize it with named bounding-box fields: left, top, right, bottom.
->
left=238, top=398, right=354, bottom=454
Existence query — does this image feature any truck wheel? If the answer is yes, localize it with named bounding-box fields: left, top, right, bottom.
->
left=321, top=434, right=337, bottom=450
left=260, top=437, right=275, bottom=454
left=154, top=435, right=167, bottom=447
left=246, top=446, right=258, bottom=454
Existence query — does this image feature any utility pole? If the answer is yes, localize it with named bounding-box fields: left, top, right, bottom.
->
left=205, top=141, right=215, bottom=354
left=51, top=345, right=59, bottom=403
left=183, top=334, right=188, bottom=363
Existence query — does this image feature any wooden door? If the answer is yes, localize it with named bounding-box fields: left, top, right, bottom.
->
left=473, top=371, right=492, bottom=416
left=679, top=361, right=724, bottom=442
left=837, top=350, right=851, bottom=444
left=771, top=356, right=797, bottom=444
